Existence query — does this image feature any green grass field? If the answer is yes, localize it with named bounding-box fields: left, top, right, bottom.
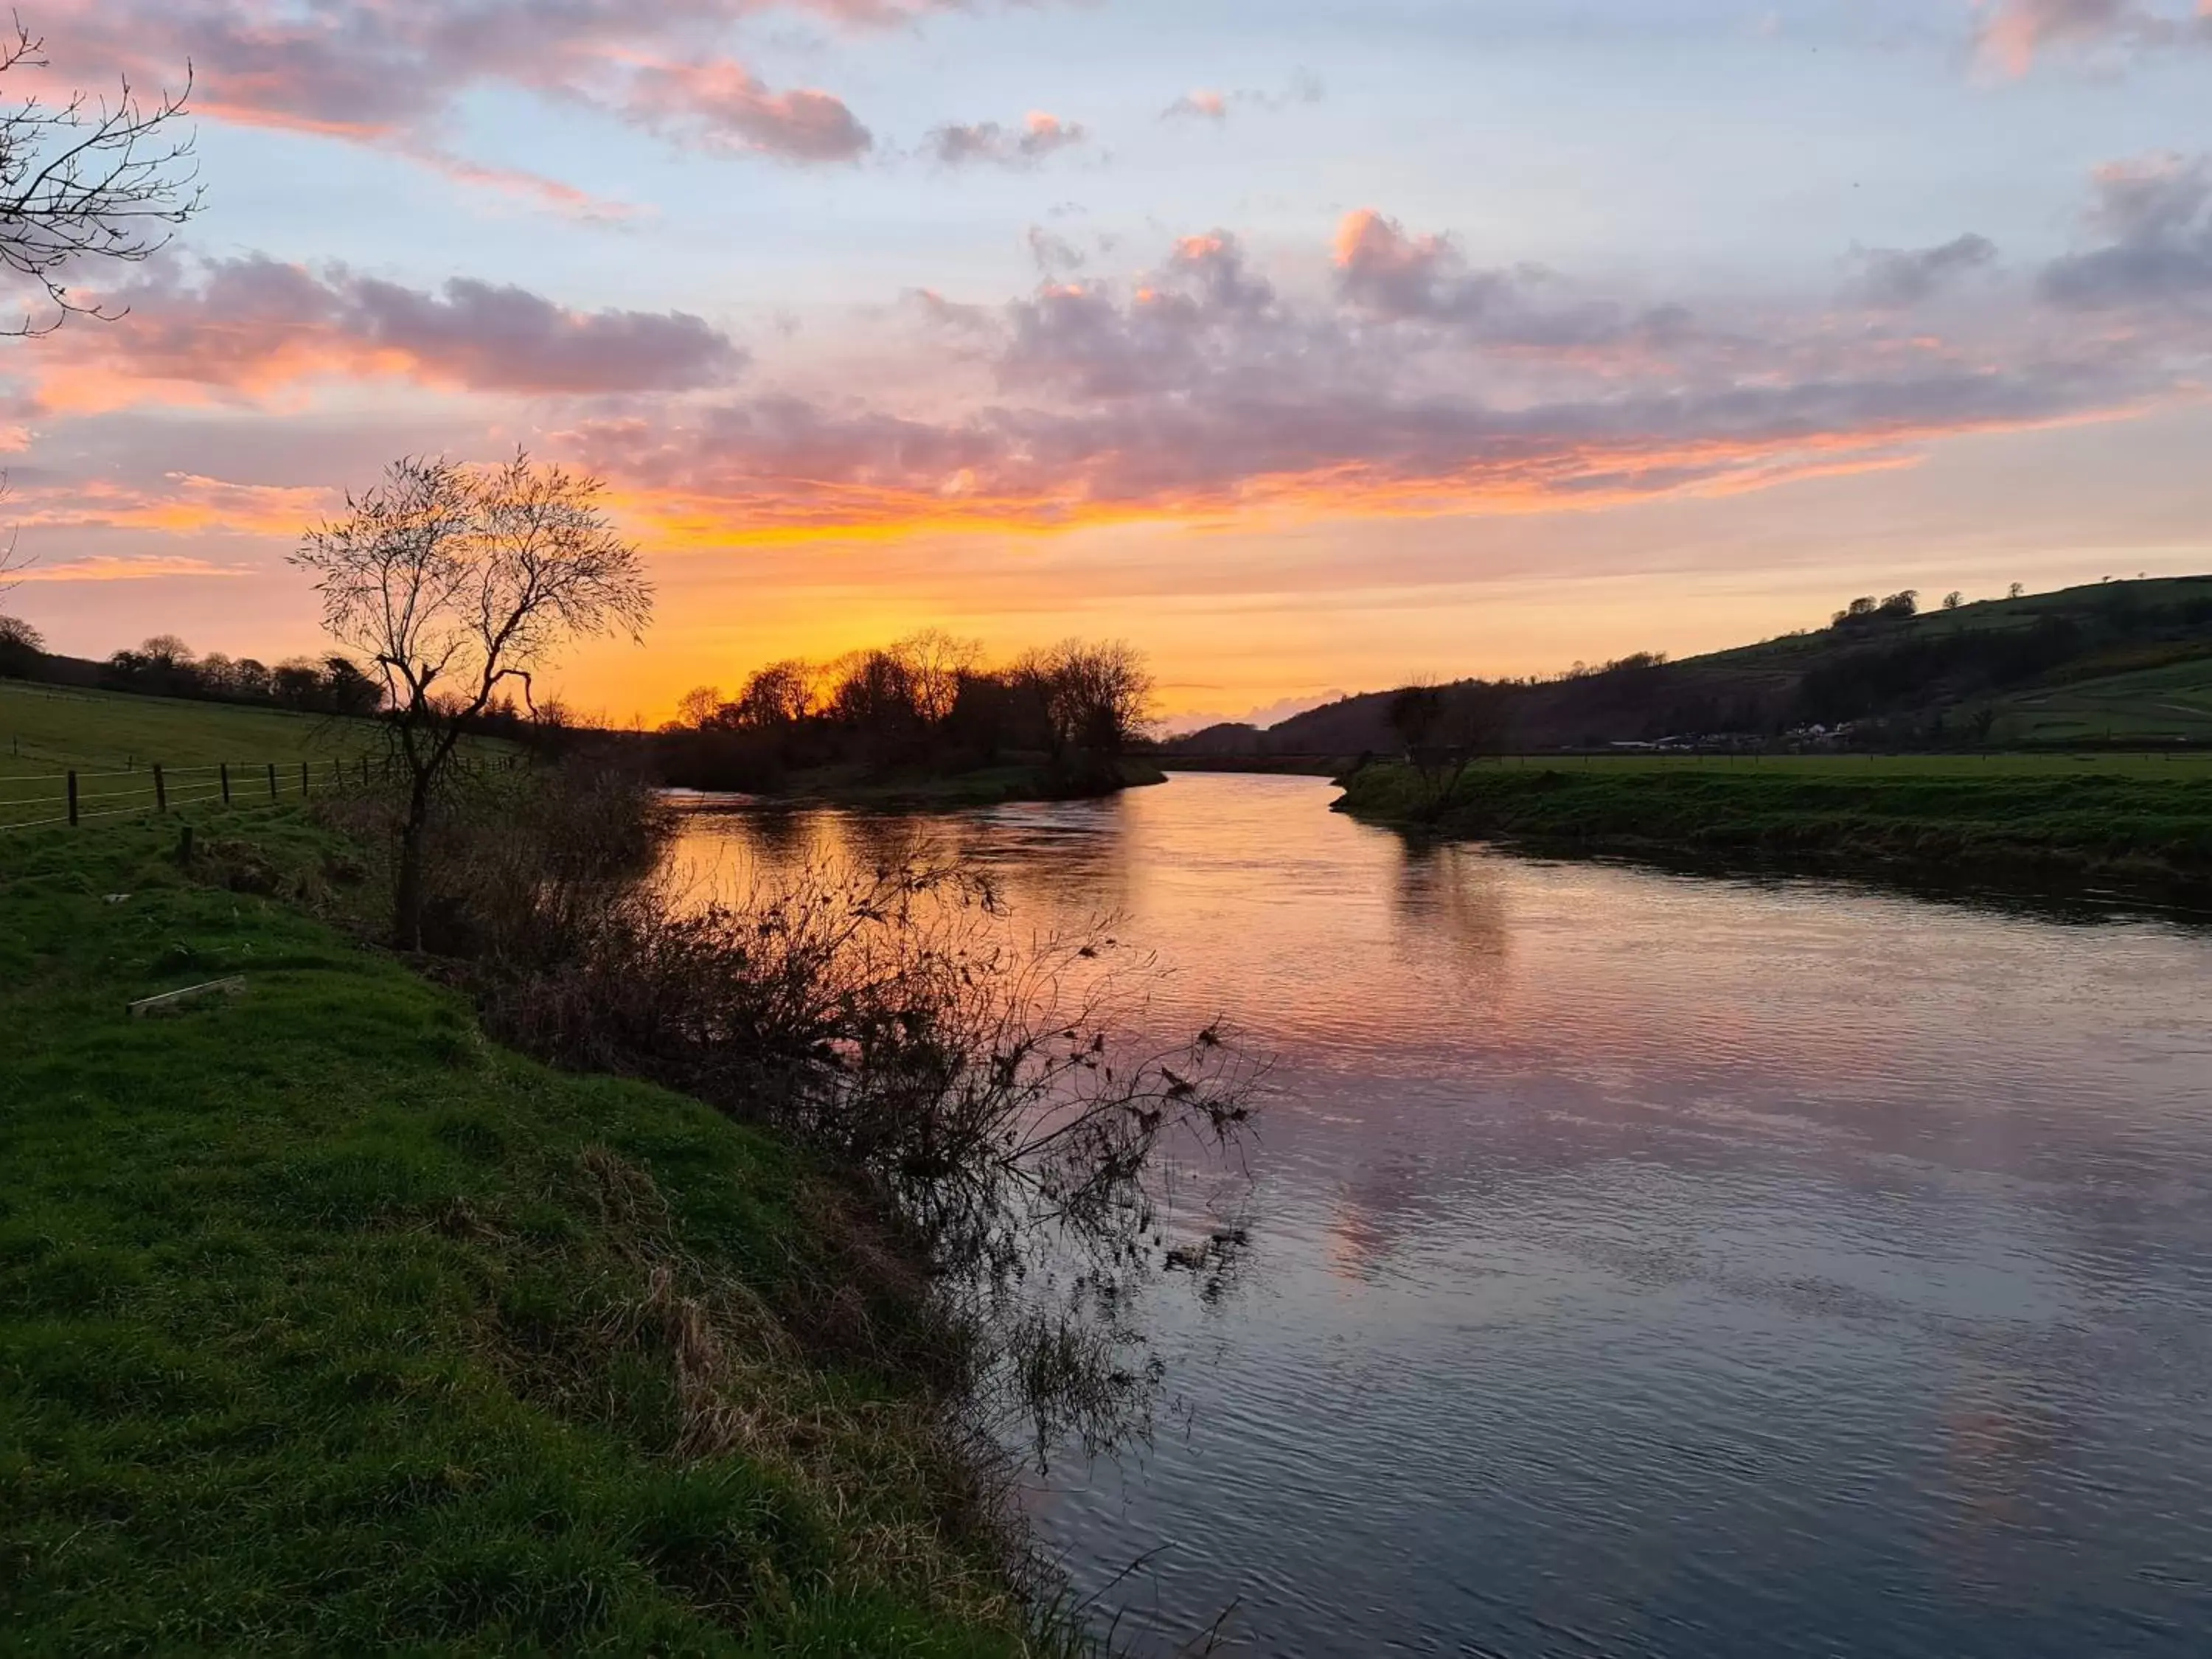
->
left=1337, top=757, right=2212, bottom=891
left=0, top=681, right=382, bottom=779
left=0, top=683, right=520, bottom=832
left=1986, top=655, right=2212, bottom=745
left=0, top=811, right=1038, bottom=1655
left=1467, top=750, right=2212, bottom=778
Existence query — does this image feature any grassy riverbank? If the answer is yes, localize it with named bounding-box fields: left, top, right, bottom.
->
left=1335, top=757, right=2212, bottom=891
left=0, top=812, right=1043, bottom=1654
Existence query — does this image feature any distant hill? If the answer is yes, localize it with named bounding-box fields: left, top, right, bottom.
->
left=1169, top=721, right=1267, bottom=757
left=1158, top=577, right=2212, bottom=756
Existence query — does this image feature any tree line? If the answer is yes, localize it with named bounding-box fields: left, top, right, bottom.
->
left=658, top=633, right=1155, bottom=791
left=0, top=616, right=389, bottom=717
left=97, top=634, right=385, bottom=715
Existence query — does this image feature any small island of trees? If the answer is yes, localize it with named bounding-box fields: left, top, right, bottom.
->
left=655, top=633, right=1158, bottom=799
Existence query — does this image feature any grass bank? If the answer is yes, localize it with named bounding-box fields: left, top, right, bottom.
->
left=1335, top=758, right=2212, bottom=893
left=0, top=811, right=1047, bottom=1655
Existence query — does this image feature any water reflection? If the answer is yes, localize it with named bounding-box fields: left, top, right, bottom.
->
left=667, top=774, right=2212, bottom=1658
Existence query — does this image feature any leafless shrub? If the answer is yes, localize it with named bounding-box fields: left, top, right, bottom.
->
left=476, top=852, right=1256, bottom=1273
left=335, top=752, right=1260, bottom=1489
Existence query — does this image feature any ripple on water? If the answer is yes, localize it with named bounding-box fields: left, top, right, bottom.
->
left=667, top=776, right=2212, bottom=1658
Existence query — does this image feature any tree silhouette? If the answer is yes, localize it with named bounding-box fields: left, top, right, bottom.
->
left=293, top=453, right=653, bottom=948
left=0, top=18, right=200, bottom=335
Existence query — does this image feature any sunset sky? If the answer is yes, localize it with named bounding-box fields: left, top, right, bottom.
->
left=5, top=0, right=2211, bottom=728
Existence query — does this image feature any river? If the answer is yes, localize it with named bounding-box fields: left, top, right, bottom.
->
left=666, top=771, right=2212, bottom=1658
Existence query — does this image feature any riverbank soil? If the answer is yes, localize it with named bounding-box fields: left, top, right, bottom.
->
left=0, top=811, right=1036, bottom=1655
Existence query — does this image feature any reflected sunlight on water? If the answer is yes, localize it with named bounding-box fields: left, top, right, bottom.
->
left=667, top=773, right=2212, bottom=1658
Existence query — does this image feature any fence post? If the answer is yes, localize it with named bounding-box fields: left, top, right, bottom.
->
left=66, top=771, right=78, bottom=827
left=154, top=764, right=167, bottom=813
left=332, top=759, right=342, bottom=791
left=267, top=762, right=278, bottom=801
left=220, top=762, right=231, bottom=804
left=301, top=761, right=310, bottom=798
left=360, top=755, right=370, bottom=788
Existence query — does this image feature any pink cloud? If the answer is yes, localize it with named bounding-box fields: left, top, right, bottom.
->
left=928, top=110, right=1090, bottom=167
left=18, top=177, right=2208, bottom=552
left=19, top=255, right=745, bottom=409
left=1334, top=209, right=1499, bottom=321
left=601, top=58, right=874, bottom=162
left=1163, top=89, right=1228, bottom=122
left=33, top=0, right=900, bottom=185
left=550, top=209, right=2176, bottom=535
left=403, top=148, right=644, bottom=221
left=1973, top=0, right=2212, bottom=72
left=1161, top=74, right=1323, bottom=123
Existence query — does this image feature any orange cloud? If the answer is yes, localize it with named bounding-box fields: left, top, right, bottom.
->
left=17, top=201, right=2194, bottom=566
left=9, top=554, right=258, bottom=582
left=587, top=408, right=2111, bottom=552
left=11, top=474, right=334, bottom=535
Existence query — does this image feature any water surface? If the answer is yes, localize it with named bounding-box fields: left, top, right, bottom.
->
left=669, top=773, right=2212, bottom=1658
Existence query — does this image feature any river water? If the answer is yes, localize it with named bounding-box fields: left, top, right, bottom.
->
left=667, top=772, right=2212, bottom=1658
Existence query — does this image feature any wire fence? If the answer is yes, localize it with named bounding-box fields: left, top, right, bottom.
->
left=0, top=754, right=512, bottom=834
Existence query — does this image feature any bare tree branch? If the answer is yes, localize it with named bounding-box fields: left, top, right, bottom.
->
left=291, top=451, right=654, bottom=947
left=0, top=15, right=201, bottom=335
left=0, top=470, right=27, bottom=599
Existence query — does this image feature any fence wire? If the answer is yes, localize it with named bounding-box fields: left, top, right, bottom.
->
left=0, top=753, right=512, bottom=833
left=0, top=759, right=392, bottom=834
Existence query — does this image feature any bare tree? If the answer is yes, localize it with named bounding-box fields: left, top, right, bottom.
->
left=1026, top=639, right=1153, bottom=757
left=731, top=658, right=815, bottom=728
left=673, top=684, right=723, bottom=730
left=0, top=607, right=40, bottom=675
left=0, top=19, right=200, bottom=335
left=1435, top=681, right=1508, bottom=799
left=1388, top=679, right=1445, bottom=759
left=136, top=631, right=192, bottom=669
left=1391, top=678, right=1509, bottom=801
left=890, top=628, right=981, bottom=727
left=292, top=452, right=653, bottom=948
left=827, top=647, right=923, bottom=740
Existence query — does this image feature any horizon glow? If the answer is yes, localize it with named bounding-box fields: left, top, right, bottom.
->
left=3, top=0, right=2210, bottom=729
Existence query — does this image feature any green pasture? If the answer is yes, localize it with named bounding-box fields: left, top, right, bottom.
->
left=1987, top=655, right=2212, bottom=745
left=1338, top=757, right=2212, bottom=889
left=0, top=681, right=380, bottom=779
left=1472, top=749, right=2212, bottom=778
left=0, top=812, right=1035, bottom=1655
